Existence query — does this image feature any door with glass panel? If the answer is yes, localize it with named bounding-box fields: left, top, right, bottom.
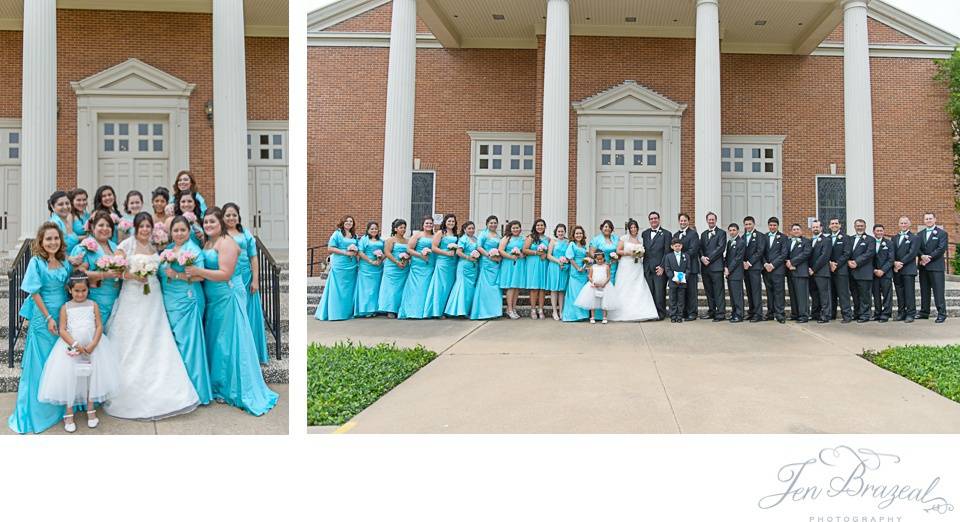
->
left=0, top=124, right=21, bottom=250
left=97, top=119, right=168, bottom=201
left=247, top=126, right=288, bottom=250
left=470, top=140, right=535, bottom=231
left=719, top=142, right=782, bottom=224
left=596, top=134, right=661, bottom=233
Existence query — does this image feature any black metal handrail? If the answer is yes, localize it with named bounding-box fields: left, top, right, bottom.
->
left=307, top=244, right=329, bottom=277
left=7, top=239, right=31, bottom=368
left=255, top=236, right=283, bottom=360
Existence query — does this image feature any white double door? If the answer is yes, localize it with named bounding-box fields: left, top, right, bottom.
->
left=97, top=118, right=168, bottom=200
left=0, top=124, right=20, bottom=250
left=247, top=127, right=288, bottom=250
left=720, top=177, right=781, bottom=225
left=596, top=172, right=661, bottom=234
left=472, top=175, right=535, bottom=231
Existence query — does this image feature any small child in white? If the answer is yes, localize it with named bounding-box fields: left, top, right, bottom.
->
left=574, top=250, right=617, bottom=324
left=38, top=274, right=121, bottom=432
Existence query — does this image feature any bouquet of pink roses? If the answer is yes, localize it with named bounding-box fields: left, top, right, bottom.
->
left=80, top=237, right=99, bottom=252
left=118, top=218, right=134, bottom=233
left=183, top=211, right=197, bottom=224
left=95, top=255, right=127, bottom=287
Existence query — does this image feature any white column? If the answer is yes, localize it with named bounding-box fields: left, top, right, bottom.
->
left=213, top=0, right=250, bottom=213
left=694, top=0, right=721, bottom=232
left=842, top=0, right=875, bottom=231
left=381, top=0, right=417, bottom=228
left=541, top=0, right=570, bottom=228
left=20, top=0, right=57, bottom=238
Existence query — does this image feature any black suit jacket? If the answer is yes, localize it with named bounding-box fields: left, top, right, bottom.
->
left=918, top=227, right=949, bottom=272
left=700, top=227, right=726, bottom=273
left=762, top=232, right=788, bottom=275
left=642, top=228, right=671, bottom=272
left=828, top=233, right=851, bottom=276
left=873, top=237, right=894, bottom=280
left=743, top=231, right=765, bottom=272
left=672, top=228, right=701, bottom=274
left=787, top=237, right=811, bottom=278
left=663, top=251, right=691, bottom=283
left=724, top=236, right=746, bottom=280
left=893, top=231, right=920, bottom=276
left=808, top=234, right=831, bottom=278
left=849, top=234, right=876, bottom=281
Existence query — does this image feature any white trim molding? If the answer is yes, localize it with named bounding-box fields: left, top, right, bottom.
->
left=248, top=120, right=289, bottom=131
left=0, top=118, right=21, bottom=128
left=813, top=43, right=957, bottom=59
left=308, top=0, right=391, bottom=32
left=869, top=0, right=960, bottom=46
left=308, top=31, right=441, bottom=48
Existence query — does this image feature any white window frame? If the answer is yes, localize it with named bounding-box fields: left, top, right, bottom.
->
left=720, top=135, right=785, bottom=179
left=247, top=124, right=288, bottom=166
left=597, top=133, right=662, bottom=173
left=0, top=118, right=21, bottom=166
left=99, top=117, right=168, bottom=159
left=468, top=131, right=536, bottom=176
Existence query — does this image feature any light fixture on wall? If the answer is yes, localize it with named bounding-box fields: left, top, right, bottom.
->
left=205, top=100, right=214, bottom=122
left=56, top=99, right=60, bottom=119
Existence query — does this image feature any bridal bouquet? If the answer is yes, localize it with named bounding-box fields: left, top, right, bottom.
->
left=447, top=242, right=460, bottom=252
left=119, top=218, right=134, bottom=234
left=183, top=211, right=197, bottom=224
left=95, top=255, right=127, bottom=273
left=632, top=245, right=646, bottom=264
left=129, top=256, right=160, bottom=295
left=80, top=237, right=99, bottom=252
left=152, top=222, right=169, bottom=248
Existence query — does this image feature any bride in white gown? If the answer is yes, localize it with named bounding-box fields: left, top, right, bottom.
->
left=608, top=219, right=660, bottom=322
left=103, top=215, right=199, bottom=420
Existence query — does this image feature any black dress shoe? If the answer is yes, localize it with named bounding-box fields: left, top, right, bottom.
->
left=936, top=316, right=947, bottom=324
left=917, top=314, right=929, bottom=320
left=878, top=318, right=888, bottom=323
left=817, top=319, right=829, bottom=324
left=701, top=314, right=714, bottom=320
left=856, top=319, right=868, bottom=323
left=798, top=318, right=808, bottom=323
left=686, top=315, right=698, bottom=321
left=729, top=317, right=742, bottom=323
left=712, top=317, right=724, bottom=322
left=904, top=317, right=914, bottom=323
left=841, top=318, right=852, bottom=324
left=893, top=316, right=904, bottom=322
left=749, top=317, right=761, bottom=323
left=776, top=317, right=785, bottom=324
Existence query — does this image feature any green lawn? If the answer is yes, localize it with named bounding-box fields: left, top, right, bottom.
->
left=863, top=344, right=960, bottom=403
left=307, top=340, right=437, bottom=426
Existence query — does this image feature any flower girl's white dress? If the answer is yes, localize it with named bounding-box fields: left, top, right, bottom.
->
left=38, top=301, right=121, bottom=407
left=574, top=264, right=618, bottom=310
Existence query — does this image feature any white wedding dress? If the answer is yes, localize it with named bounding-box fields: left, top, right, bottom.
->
left=103, top=237, right=199, bottom=420
left=608, top=238, right=660, bottom=322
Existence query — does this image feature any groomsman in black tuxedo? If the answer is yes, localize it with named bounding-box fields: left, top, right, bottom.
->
left=724, top=223, right=746, bottom=322
left=741, top=216, right=765, bottom=322
left=699, top=211, right=726, bottom=321
left=917, top=212, right=949, bottom=323
left=807, top=220, right=832, bottom=323
left=785, top=223, right=811, bottom=322
left=847, top=218, right=876, bottom=323
left=892, top=216, right=920, bottom=322
left=672, top=213, right=701, bottom=320
left=642, top=211, right=671, bottom=320
left=663, top=238, right=690, bottom=322
left=827, top=218, right=853, bottom=323
left=871, top=224, right=894, bottom=322
left=762, top=217, right=789, bottom=323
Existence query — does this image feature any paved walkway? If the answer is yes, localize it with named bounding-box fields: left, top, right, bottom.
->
left=309, top=317, right=960, bottom=433
left=1, top=384, right=287, bottom=435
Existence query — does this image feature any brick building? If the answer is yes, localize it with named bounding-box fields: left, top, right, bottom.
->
left=0, top=0, right=289, bottom=253
left=308, top=0, right=958, bottom=263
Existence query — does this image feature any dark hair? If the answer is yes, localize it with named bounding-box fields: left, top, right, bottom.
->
left=460, top=221, right=476, bottom=237
left=485, top=215, right=499, bottom=226
left=169, top=215, right=191, bottom=243
left=671, top=238, right=683, bottom=246
left=87, top=210, right=116, bottom=236
left=743, top=216, right=756, bottom=225
left=923, top=211, right=936, bottom=218
left=854, top=218, right=866, bottom=226
left=174, top=170, right=199, bottom=193
left=151, top=186, right=170, bottom=204
left=767, top=217, right=780, bottom=225
left=553, top=223, right=567, bottom=237
left=592, top=250, right=606, bottom=259
left=222, top=202, right=244, bottom=233
left=390, top=218, right=406, bottom=236
left=790, top=223, right=802, bottom=230
left=66, top=273, right=90, bottom=291
left=337, top=215, right=356, bottom=237
left=202, top=206, right=228, bottom=240
left=93, top=185, right=120, bottom=216
left=505, top=220, right=522, bottom=237
left=829, top=217, right=841, bottom=225
left=47, top=190, right=70, bottom=213
left=123, top=190, right=144, bottom=215
left=365, top=220, right=380, bottom=240
left=438, top=213, right=458, bottom=235
left=68, top=188, right=88, bottom=219
left=420, top=215, right=434, bottom=230
left=529, top=218, right=546, bottom=243
left=678, top=213, right=691, bottom=222
left=133, top=212, right=154, bottom=234
left=174, top=191, right=199, bottom=217
left=32, top=222, right=66, bottom=261
left=873, top=224, right=885, bottom=231
left=648, top=211, right=660, bottom=220
left=728, top=223, right=740, bottom=230
left=599, top=219, right=614, bottom=234
left=624, top=218, right=639, bottom=234
left=571, top=225, right=587, bottom=247
left=705, top=211, right=718, bottom=221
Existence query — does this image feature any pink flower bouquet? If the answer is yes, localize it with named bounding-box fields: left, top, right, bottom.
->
left=151, top=222, right=169, bottom=246
left=81, top=237, right=99, bottom=252
left=164, top=204, right=175, bottom=217
left=177, top=251, right=198, bottom=267
left=95, top=255, right=127, bottom=274
left=183, top=211, right=197, bottom=224
left=110, top=213, right=121, bottom=224
left=119, top=219, right=134, bottom=232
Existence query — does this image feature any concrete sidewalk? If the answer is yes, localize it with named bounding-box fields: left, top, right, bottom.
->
left=309, top=317, right=960, bottom=433
left=2, top=384, right=287, bottom=435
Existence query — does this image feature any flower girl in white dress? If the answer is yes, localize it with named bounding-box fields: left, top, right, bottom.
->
left=38, top=274, right=121, bottom=432
left=574, top=250, right=618, bottom=324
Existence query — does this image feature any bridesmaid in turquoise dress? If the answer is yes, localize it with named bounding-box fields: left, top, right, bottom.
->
left=118, top=190, right=144, bottom=242
left=398, top=216, right=436, bottom=319
left=545, top=223, right=570, bottom=320
left=185, top=207, right=278, bottom=416
left=47, top=191, right=80, bottom=253
left=444, top=221, right=480, bottom=318
left=354, top=221, right=385, bottom=318
left=562, top=226, right=591, bottom=322
left=522, top=218, right=550, bottom=320
left=93, top=185, right=122, bottom=244
left=174, top=170, right=208, bottom=215
left=168, top=191, right=205, bottom=247
left=8, top=223, right=71, bottom=433
left=315, top=216, right=359, bottom=321
left=378, top=219, right=409, bottom=318
left=498, top=220, right=526, bottom=320
left=590, top=220, right=620, bottom=284
left=424, top=214, right=459, bottom=318
left=70, top=211, right=122, bottom=324
left=159, top=216, right=212, bottom=405
left=69, top=188, right=90, bottom=242
left=469, top=215, right=502, bottom=320
left=223, top=203, right=269, bottom=363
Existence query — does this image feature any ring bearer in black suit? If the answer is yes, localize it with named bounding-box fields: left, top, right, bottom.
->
left=762, top=217, right=789, bottom=323
left=785, top=223, right=811, bottom=323
left=871, top=224, right=894, bottom=322
left=741, top=216, right=765, bottom=322
left=807, top=220, right=832, bottom=323
left=827, top=218, right=853, bottom=323
left=892, top=216, right=920, bottom=323
left=642, top=211, right=671, bottom=320
left=917, top=212, right=949, bottom=323
left=699, top=211, right=726, bottom=321
left=664, top=238, right=690, bottom=323
left=672, top=213, right=701, bottom=320
left=724, top=223, right=746, bottom=323
left=847, top=218, right=876, bottom=323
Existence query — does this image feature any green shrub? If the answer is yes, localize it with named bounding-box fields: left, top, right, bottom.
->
left=863, top=344, right=960, bottom=403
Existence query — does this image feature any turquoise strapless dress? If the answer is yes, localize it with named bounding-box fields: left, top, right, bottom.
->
left=315, top=230, right=358, bottom=321
left=545, top=239, right=570, bottom=291
left=201, top=247, right=278, bottom=416
left=72, top=211, right=90, bottom=237
left=49, top=213, right=80, bottom=254
left=159, top=242, right=212, bottom=405
left=424, top=235, right=459, bottom=317
left=497, top=236, right=527, bottom=289
left=469, top=231, right=503, bottom=320
left=524, top=236, right=550, bottom=290
left=355, top=236, right=385, bottom=317
left=378, top=242, right=409, bottom=314
left=232, top=230, right=268, bottom=363
left=562, top=243, right=591, bottom=322
left=70, top=240, right=121, bottom=324
left=590, top=234, right=620, bottom=284
left=8, top=257, right=70, bottom=433
left=444, top=235, right=479, bottom=317
left=398, top=236, right=436, bottom=319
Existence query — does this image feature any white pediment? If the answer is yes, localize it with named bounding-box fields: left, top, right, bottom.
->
left=70, top=58, right=196, bottom=97
left=573, top=80, right=686, bottom=116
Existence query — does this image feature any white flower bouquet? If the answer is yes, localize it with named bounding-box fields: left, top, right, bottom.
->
left=632, top=245, right=646, bottom=264
left=129, top=256, right=160, bottom=295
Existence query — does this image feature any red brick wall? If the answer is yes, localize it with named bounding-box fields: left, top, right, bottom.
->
left=825, top=17, right=925, bottom=44
left=0, top=31, right=22, bottom=118
left=324, top=2, right=431, bottom=34
left=246, top=36, right=289, bottom=120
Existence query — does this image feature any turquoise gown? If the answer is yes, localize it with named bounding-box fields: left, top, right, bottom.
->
left=546, top=238, right=570, bottom=292
left=315, top=230, right=358, bottom=321
left=444, top=235, right=479, bottom=317
left=159, top=241, right=213, bottom=405
left=194, top=193, right=208, bottom=215
left=469, top=230, right=503, bottom=320
left=231, top=230, right=268, bottom=363
left=201, top=247, right=278, bottom=416
left=497, top=236, right=527, bottom=289
left=524, top=236, right=550, bottom=290
left=8, top=257, right=70, bottom=434
left=424, top=235, right=459, bottom=317
left=70, top=240, right=121, bottom=324
left=49, top=213, right=80, bottom=253
left=590, top=234, right=620, bottom=283
left=378, top=241, right=409, bottom=314
left=354, top=235, right=385, bottom=317
left=72, top=211, right=90, bottom=238
left=398, top=236, right=436, bottom=319
left=562, top=242, right=591, bottom=322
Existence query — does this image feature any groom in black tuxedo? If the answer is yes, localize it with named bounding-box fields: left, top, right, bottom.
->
left=699, top=211, right=726, bottom=321
left=724, top=223, right=746, bottom=322
left=642, top=211, right=671, bottom=320
left=672, top=213, right=700, bottom=320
